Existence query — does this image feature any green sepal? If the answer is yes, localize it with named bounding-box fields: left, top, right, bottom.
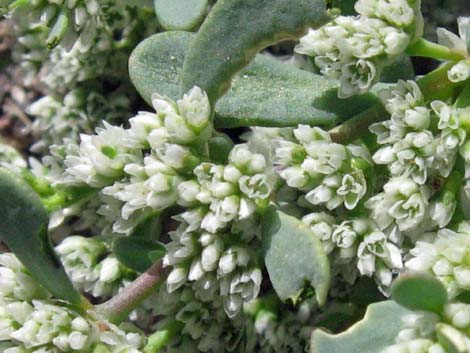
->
left=208, top=132, right=234, bottom=164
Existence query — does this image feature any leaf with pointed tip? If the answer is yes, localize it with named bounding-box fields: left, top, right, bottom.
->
left=154, top=0, right=208, bottom=31
left=0, top=168, right=82, bottom=304
left=181, top=0, right=332, bottom=103
left=129, top=31, right=380, bottom=129
left=311, top=301, right=411, bottom=353
left=113, top=237, right=167, bottom=273
left=261, top=208, right=330, bottom=305
left=391, top=272, right=448, bottom=313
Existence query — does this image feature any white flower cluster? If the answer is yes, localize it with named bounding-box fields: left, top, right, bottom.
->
left=303, top=215, right=403, bottom=287
left=274, top=125, right=370, bottom=211
left=56, top=87, right=211, bottom=234
left=27, top=89, right=131, bottom=153
left=0, top=253, right=144, bottom=353
left=436, top=17, right=470, bottom=83
left=246, top=297, right=316, bottom=353
left=176, top=143, right=273, bottom=233
left=55, top=235, right=158, bottom=329
left=0, top=143, right=27, bottom=171
left=380, top=311, right=446, bottom=353
left=406, top=227, right=470, bottom=299
left=369, top=80, right=468, bottom=240
left=295, top=0, right=423, bottom=97
left=164, top=222, right=262, bottom=318
left=150, top=286, right=248, bottom=353
left=381, top=303, right=470, bottom=353
left=8, top=0, right=155, bottom=89
left=55, top=236, right=133, bottom=299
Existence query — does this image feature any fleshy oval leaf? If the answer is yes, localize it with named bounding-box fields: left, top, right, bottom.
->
left=391, top=272, right=448, bottom=313
left=261, top=208, right=330, bottom=305
left=129, top=31, right=379, bottom=129
left=311, top=301, right=412, bottom=353
left=181, top=0, right=332, bottom=103
left=154, top=0, right=208, bottom=31
left=0, top=168, right=82, bottom=304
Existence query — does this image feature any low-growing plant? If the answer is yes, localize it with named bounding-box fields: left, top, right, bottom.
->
left=1, top=0, right=470, bottom=352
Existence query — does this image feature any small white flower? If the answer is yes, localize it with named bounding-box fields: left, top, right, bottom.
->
left=167, top=267, right=188, bottom=293
left=229, top=144, right=267, bottom=175
left=357, top=231, right=402, bottom=284
left=339, top=59, right=379, bottom=98
left=302, top=212, right=336, bottom=254
left=430, top=191, right=456, bottom=228
left=366, top=178, right=429, bottom=233
left=380, top=80, right=424, bottom=115
left=448, top=60, right=470, bottom=82
left=152, top=86, right=212, bottom=145
left=239, top=174, right=272, bottom=200
left=306, top=170, right=367, bottom=210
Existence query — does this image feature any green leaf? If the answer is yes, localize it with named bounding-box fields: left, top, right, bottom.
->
left=113, top=237, right=167, bottom=273
left=154, top=0, right=208, bottom=31
left=391, top=272, right=448, bottom=313
left=129, top=31, right=380, bottom=129
left=310, top=301, right=411, bottom=353
left=181, top=0, right=332, bottom=103
left=261, top=208, right=330, bottom=305
left=0, top=168, right=82, bottom=305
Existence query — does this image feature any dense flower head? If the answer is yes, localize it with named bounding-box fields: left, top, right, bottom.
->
left=273, top=125, right=370, bottom=211
left=302, top=215, right=403, bottom=287
left=405, top=227, right=470, bottom=298
left=0, top=253, right=145, bottom=353
left=163, top=220, right=262, bottom=318
left=27, top=89, right=131, bottom=153
left=295, top=0, right=423, bottom=97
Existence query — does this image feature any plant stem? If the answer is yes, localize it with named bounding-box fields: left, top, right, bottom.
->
left=95, top=261, right=167, bottom=325
left=329, top=62, right=459, bottom=144
left=417, top=62, right=458, bottom=101
left=329, top=104, right=387, bottom=144
left=406, top=38, right=465, bottom=62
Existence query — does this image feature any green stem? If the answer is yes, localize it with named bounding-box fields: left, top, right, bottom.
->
left=143, top=320, right=183, bottom=353
left=95, top=261, right=167, bottom=325
left=329, top=62, right=460, bottom=144
left=329, top=104, right=387, bottom=144
left=417, top=62, right=459, bottom=101
left=406, top=38, right=465, bottom=62
left=455, top=81, right=470, bottom=109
